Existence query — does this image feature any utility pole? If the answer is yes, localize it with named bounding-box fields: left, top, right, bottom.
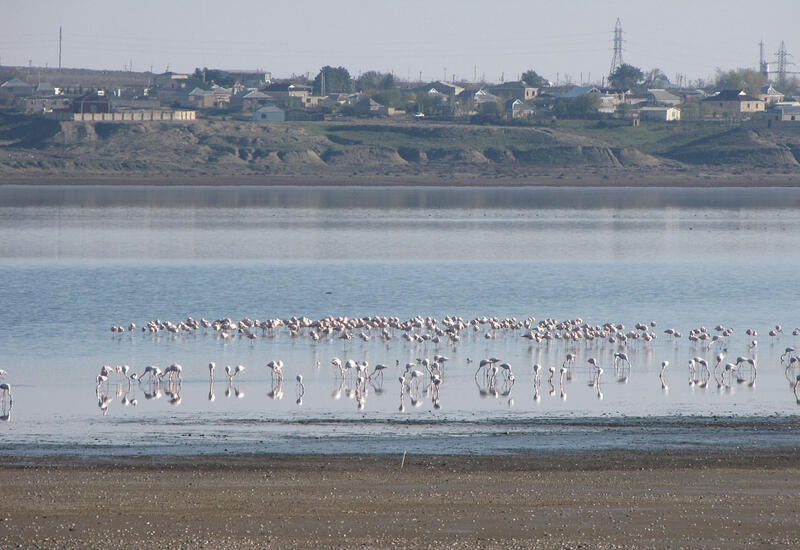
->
left=58, top=26, right=62, bottom=70
left=609, top=18, right=624, bottom=76
left=775, top=41, right=793, bottom=87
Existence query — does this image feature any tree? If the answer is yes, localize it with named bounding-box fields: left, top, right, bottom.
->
left=355, top=71, right=395, bottom=91
left=520, top=69, right=549, bottom=88
left=643, top=68, right=671, bottom=89
left=0, top=88, right=14, bottom=107
left=609, top=64, right=644, bottom=90
left=192, top=67, right=235, bottom=87
left=554, top=93, right=601, bottom=119
left=714, top=68, right=765, bottom=94
left=313, top=66, right=353, bottom=95
left=371, top=88, right=407, bottom=109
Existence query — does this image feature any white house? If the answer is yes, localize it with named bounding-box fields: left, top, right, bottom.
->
left=639, top=106, right=681, bottom=121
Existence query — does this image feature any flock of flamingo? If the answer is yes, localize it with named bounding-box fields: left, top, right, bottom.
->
left=4, top=314, right=800, bottom=421
left=85, top=315, right=800, bottom=415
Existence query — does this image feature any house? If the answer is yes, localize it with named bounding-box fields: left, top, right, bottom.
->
left=702, top=90, right=765, bottom=118
left=188, top=85, right=232, bottom=108
left=263, top=82, right=313, bottom=107
left=21, top=95, right=71, bottom=114
left=552, top=86, right=600, bottom=99
left=353, top=95, right=389, bottom=116
left=427, top=81, right=464, bottom=96
left=252, top=105, right=285, bottom=122
left=759, top=85, right=785, bottom=104
left=318, top=93, right=350, bottom=108
left=773, top=105, right=800, bottom=121
left=488, top=81, right=538, bottom=101
left=639, top=106, right=681, bottom=121
left=1, top=78, right=35, bottom=97
left=473, top=88, right=500, bottom=105
left=224, top=70, right=272, bottom=89
left=154, top=72, right=192, bottom=90
left=600, top=88, right=630, bottom=104
left=647, top=89, right=681, bottom=106
left=35, top=82, right=55, bottom=96
left=229, top=90, right=274, bottom=112
left=506, top=99, right=535, bottom=119
left=72, top=90, right=111, bottom=114
left=426, top=87, right=451, bottom=103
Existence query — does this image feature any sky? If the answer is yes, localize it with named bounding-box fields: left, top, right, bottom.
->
left=1, top=0, right=799, bottom=85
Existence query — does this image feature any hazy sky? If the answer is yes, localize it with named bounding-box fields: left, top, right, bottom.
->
left=1, top=0, right=798, bottom=85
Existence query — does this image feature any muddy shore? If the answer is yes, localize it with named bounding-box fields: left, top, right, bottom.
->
left=0, top=171, right=799, bottom=188
left=1, top=450, right=799, bottom=549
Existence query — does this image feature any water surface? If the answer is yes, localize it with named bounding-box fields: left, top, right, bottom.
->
left=1, top=185, right=799, bottom=456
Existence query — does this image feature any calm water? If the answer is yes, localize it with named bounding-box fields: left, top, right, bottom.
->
left=1, top=185, right=799, bottom=456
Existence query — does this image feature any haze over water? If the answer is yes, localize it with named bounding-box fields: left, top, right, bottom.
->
left=1, top=185, right=799, bottom=456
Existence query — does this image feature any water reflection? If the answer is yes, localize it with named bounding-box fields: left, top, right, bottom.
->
left=87, top=340, right=800, bottom=417
left=0, top=381, right=12, bottom=422
left=5, top=185, right=800, bottom=210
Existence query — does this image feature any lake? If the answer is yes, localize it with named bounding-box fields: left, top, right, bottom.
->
left=1, top=185, right=799, bottom=456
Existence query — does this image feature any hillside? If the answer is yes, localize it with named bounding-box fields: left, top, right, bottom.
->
left=1, top=113, right=800, bottom=183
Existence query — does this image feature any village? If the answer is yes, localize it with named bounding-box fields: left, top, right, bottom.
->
left=2, top=56, right=800, bottom=128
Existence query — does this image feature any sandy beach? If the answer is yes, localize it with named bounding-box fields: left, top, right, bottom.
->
left=1, top=450, right=799, bottom=549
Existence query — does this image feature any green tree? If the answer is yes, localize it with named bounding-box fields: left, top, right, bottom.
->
left=714, top=68, right=765, bottom=94
left=313, top=66, right=353, bottom=95
left=371, top=88, right=407, bottom=109
left=192, top=67, right=235, bottom=87
left=609, top=64, right=644, bottom=90
left=554, top=93, right=601, bottom=118
left=521, top=69, right=549, bottom=88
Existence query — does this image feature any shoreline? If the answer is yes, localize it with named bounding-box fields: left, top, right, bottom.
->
left=3, top=415, right=800, bottom=463
left=2, top=449, right=799, bottom=548
left=4, top=446, right=800, bottom=469
left=1, top=171, right=800, bottom=187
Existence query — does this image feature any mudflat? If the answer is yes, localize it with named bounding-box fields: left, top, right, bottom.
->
left=1, top=450, right=799, bottom=549
left=1, top=172, right=800, bottom=187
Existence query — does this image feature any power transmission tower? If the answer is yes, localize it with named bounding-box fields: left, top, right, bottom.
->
left=609, top=18, right=624, bottom=76
left=775, top=41, right=793, bottom=86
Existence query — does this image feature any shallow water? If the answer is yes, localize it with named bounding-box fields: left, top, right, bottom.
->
left=1, top=185, right=799, bottom=456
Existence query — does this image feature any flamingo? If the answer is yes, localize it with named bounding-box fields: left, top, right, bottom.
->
left=139, top=365, right=163, bottom=383
left=0, top=382, right=12, bottom=405
left=369, top=363, right=388, bottom=382
left=532, top=363, right=542, bottom=386
left=296, top=374, right=305, bottom=405
left=660, top=360, right=669, bottom=390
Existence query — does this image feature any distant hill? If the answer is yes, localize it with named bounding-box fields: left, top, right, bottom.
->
left=1, top=113, right=799, bottom=182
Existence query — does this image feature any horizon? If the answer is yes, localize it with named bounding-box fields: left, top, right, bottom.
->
left=1, top=1, right=799, bottom=86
